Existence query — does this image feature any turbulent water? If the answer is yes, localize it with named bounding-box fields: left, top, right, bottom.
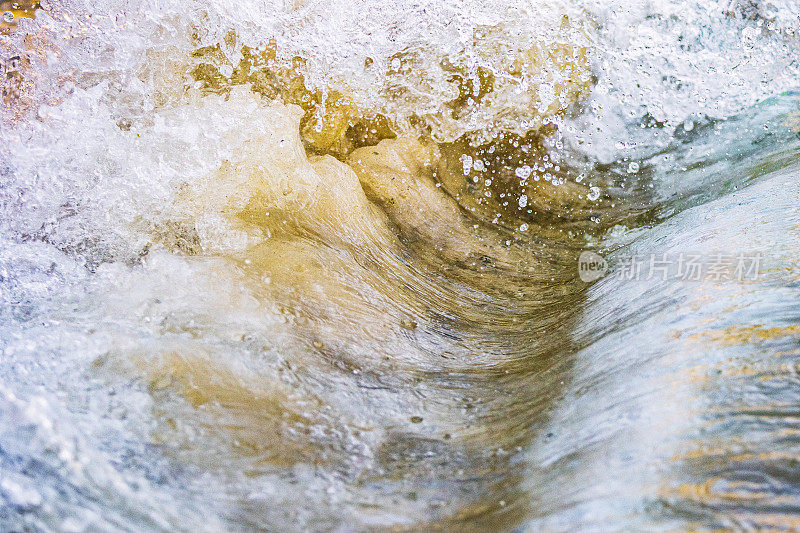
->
left=2, top=0, right=800, bottom=531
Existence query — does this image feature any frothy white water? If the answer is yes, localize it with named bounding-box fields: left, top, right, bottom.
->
left=5, top=1, right=800, bottom=142
left=3, top=0, right=798, bottom=251
left=2, top=0, right=800, bottom=530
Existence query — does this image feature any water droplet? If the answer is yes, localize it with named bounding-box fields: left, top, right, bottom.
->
left=2, top=11, right=14, bottom=23
left=514, top=165, right=532, bottom=180
left=627, top=162, right=640, bottom=174
left=518, top=195, right=528, bottom=208
left=519, top=223, right=529, bottom=231
left=460, top=154, right=473, bottom=176
left=587, top=186, right=601, bottom=201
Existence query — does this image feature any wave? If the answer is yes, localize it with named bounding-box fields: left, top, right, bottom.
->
left=1, top=1, right=800, bottom=530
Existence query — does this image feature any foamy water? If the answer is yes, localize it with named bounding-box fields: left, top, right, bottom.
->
left=2, top=1, right=800, bottom=530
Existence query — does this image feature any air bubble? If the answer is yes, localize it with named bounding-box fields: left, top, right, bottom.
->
left=2, top=11, right=13, bottom=23
left=627, top=162, right=640, bottom=174
left=515, top=165, right=532, bottom=180
left=460, top=155, right=473, bottom=176
left=587, top=186, right=601, bottom=201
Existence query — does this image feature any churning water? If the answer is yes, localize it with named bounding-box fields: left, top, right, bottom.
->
left=2, top=0, right=800, bottom=530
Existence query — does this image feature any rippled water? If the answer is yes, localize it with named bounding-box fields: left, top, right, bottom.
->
left=2, top=1, right=800, bottom=531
